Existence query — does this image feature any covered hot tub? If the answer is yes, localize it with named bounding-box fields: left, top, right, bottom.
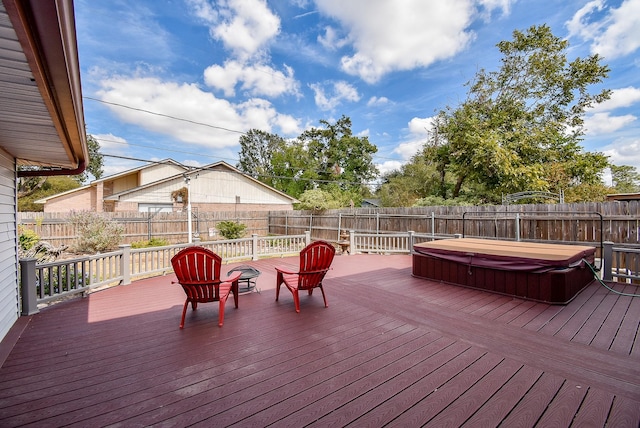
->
left=412, top=238, right=596, bottom=304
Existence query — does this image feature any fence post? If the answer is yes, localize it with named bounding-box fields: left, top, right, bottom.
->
left=120, top=244, right=131, bottom=285
left=252, top=234, right=259, bottom=261
left=602, top=241, right=613, bottom=281
left=515, top=212, right=521, bottom=241
left=408, top=231, right=415, bottom=254
left=19, top=258, right=39, bottom=315
left=338, top=213, right=342, bottom=241
left=305, top=230, right=311, bottom=246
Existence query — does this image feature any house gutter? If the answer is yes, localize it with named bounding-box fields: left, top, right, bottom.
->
left=17, top=160, right=86, bottom=177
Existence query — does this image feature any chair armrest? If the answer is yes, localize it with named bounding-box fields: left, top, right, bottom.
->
left=275, top=266, right=297, bottom=275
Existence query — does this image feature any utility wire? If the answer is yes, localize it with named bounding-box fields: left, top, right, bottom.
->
left=84, top=97, right=246, bottom=134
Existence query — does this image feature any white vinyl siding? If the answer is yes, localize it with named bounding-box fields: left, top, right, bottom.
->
left=0, top=150, right=18, bottom=341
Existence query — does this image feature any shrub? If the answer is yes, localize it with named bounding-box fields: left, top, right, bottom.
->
left=68, top=211, right=123, bottom=253
left=18, top=226, right=39, bottom=251
left=131, top=238, right=170, bottom=248
left=217, top=221, right=247, bottom=239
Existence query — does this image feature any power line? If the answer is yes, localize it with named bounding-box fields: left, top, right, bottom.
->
left=84, top=97, right=246, bottom=134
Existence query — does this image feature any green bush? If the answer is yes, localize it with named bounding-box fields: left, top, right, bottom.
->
left=217, top=221, right=247, bottom=239
left=18, top=226, right=39, bottom=251
left=68, top=211, right=123, bottom=253
left=131, top=238, right=170, bottom=248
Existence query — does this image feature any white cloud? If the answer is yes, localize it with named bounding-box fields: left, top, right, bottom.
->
left=565, top=0, right=605, bottom=40
left=589, top=86, right=640, bottom=112
left=93, top=133, right=129, bottom=153
left=584, top=112, right=637, bottom=135
left=408, top=117, right=436, bottom=136
left=96, top=76, right=299, bottom=146
left=602, top=138, right=640, bottom=170
left=317, top=26, right=349, bottom=50
left=367, top=96, right=390, bottom=107
left=309, top=80, right=360, bottom=110
left=204, top=60, right=300, bottom=98
left=376, top=160, right=404, bottom=176
left=567, top=0, right=640, bottom=59
left=314, top=0, right=512, bottom=83
left=188, top=0, right=280, bottom=60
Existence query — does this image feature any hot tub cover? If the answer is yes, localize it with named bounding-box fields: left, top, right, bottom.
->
left=414, top=238, right=596, bottom=273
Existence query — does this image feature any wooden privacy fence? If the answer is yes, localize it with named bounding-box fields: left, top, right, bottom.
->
left=269, top=201, right=640, bottom=247
left=18, top=201, right=640, bottom=249
left=18, top=211, right=270, bottom=247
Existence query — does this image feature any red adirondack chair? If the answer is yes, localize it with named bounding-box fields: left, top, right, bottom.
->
left=171, top=246, right=242, bottom=327
left=275, top=240, right=336, bottom=313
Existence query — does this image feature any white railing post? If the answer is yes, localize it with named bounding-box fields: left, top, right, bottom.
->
left=252, top=233, right=259, bottom=261
left=349, top=230, right=355, bottom=254
left=515, top=212, right=521, bottom=241
left=408, top=231, right=415, bottom=254
left=305, top=230, right=311, bottom=246
left=120, top=244, right=131, bottom=285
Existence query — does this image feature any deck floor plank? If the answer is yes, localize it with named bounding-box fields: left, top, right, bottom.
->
left=0, top=254, right=638, bottom=427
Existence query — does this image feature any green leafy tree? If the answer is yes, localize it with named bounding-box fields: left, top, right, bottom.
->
left=430, top=25, right=611, bottom=203
left=18, top=176, right=81, bottom=211
left=83, top=134, right=104, bottom=181
left=299, top=115, right=378, bottom=192
left=236, top=116, right=378, bottom=204
left=610, top=165, right=640, bottom=193
left=237, top=129, right=286, bottom=187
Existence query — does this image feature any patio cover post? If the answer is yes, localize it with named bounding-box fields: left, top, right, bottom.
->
left=19, top=258, right=39, bottom=315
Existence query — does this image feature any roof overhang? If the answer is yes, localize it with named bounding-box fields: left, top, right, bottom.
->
left=1, top=0, right=87, bottom=175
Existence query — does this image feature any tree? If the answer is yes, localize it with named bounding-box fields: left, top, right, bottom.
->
left=299, top=115, right=378, bottom=193
left=86, top=134, right=104, bottom=180
left=18, top=176, right=81, bottom=211
left=76, top=134, right=104, bottom=183
left=430, top=25, right=611, bottom=203
left=610, top=165, right=640, bottom=193
left=236, top=116, right=378, bottom=203
left=237, top=129, right=286, bottom=187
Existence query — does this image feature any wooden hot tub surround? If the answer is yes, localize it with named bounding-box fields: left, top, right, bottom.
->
left=413, top=238, right=597, bottom=304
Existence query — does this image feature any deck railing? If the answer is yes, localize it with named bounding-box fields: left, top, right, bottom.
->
left=20, top=233, right=310, bottom=308
left=19, top=231, right=638, bottom=313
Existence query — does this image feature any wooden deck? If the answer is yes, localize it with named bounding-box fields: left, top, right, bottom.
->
left=1, top=254, right=639, bottom=427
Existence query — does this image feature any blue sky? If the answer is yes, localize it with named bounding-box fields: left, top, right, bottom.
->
left=75, top=0, right=640, bottom=185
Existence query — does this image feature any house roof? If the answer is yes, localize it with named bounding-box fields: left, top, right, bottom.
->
left=104, top=161, right=297, bottom=202
left=606, top=192, right=640, bottom=201
left=90, top=158, right=186, bottom=185
left=1, top=0, right=87, bottom=171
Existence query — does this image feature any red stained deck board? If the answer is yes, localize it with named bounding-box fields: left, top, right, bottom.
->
left=0, top=254, right=638, bottom=427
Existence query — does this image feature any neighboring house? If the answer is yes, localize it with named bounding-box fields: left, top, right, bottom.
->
left=0, top=0, right=88, bottom=341
left=36, top=160, right=296, bottom=213
left=362, top=198, right=381, bottom=208
left=606, top=192, right=640, bottom=202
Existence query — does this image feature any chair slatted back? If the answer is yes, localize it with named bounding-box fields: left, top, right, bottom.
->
left=297, top=241, right=335, bottom=290
left=171, top=247, right=223, bottom=301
